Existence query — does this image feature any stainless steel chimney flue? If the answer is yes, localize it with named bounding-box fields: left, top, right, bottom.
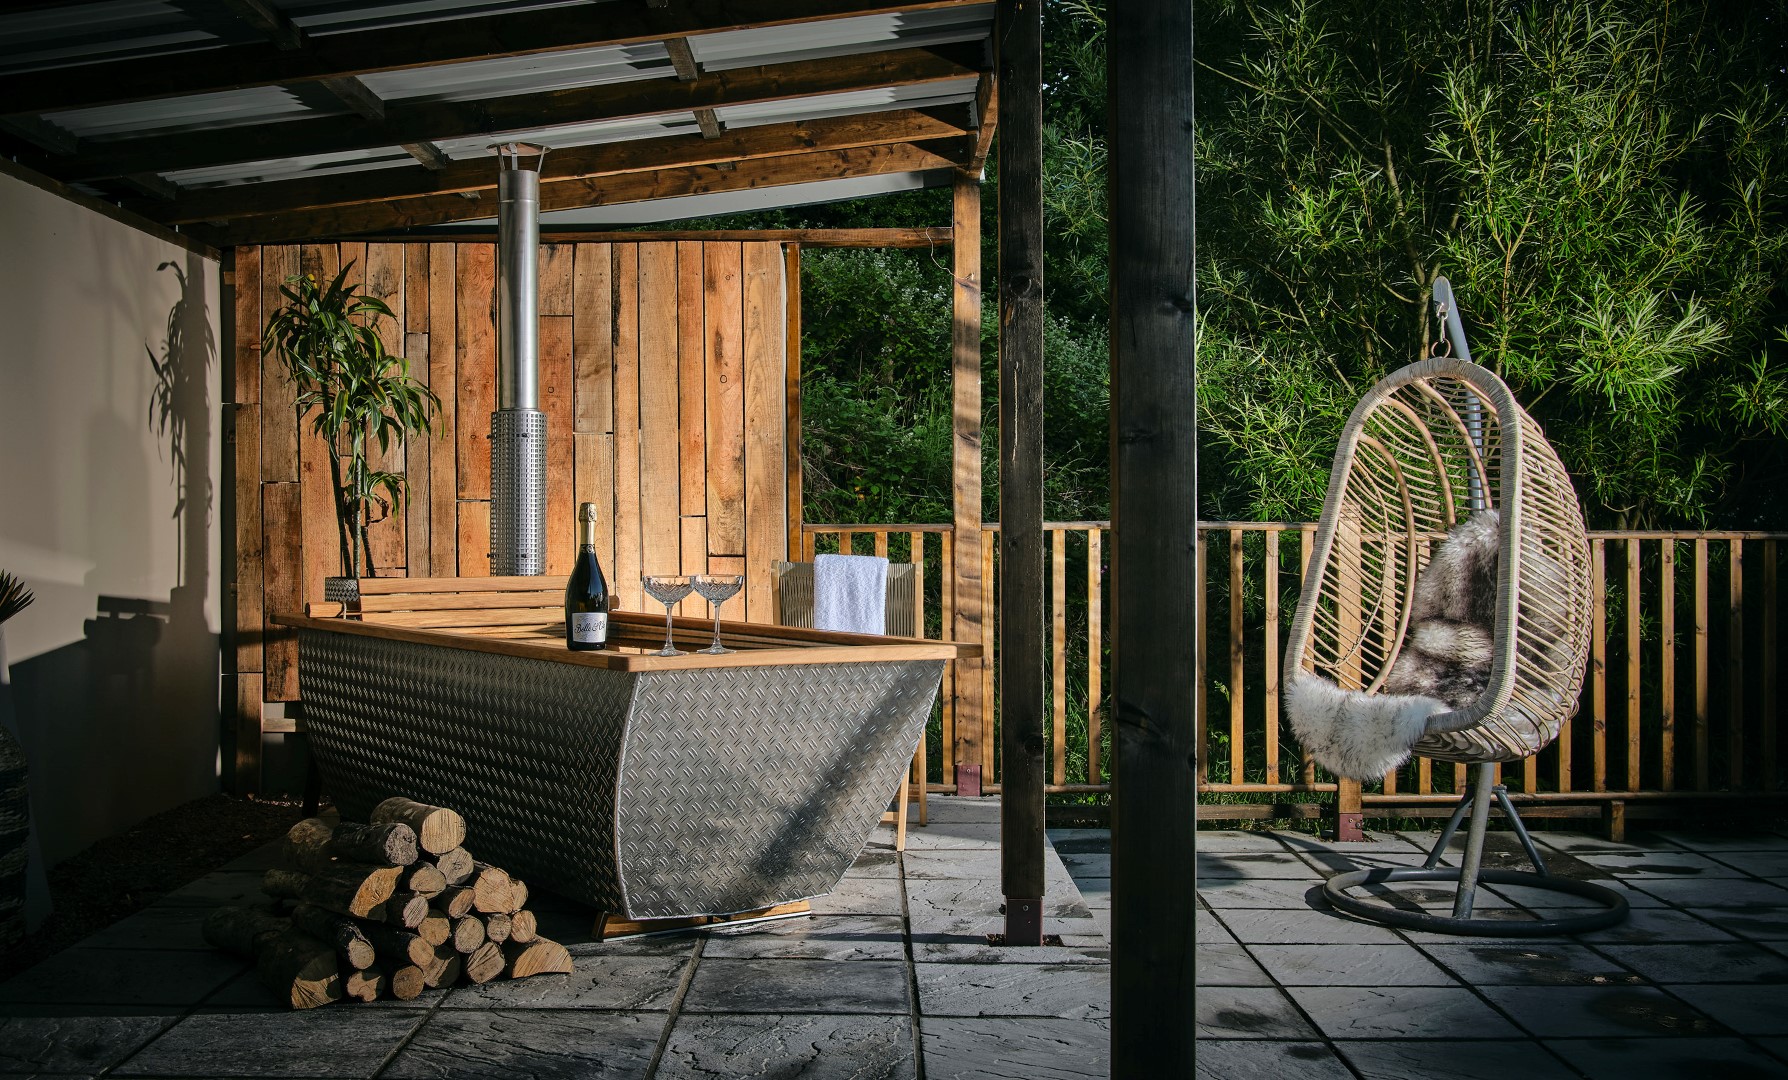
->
left=490, top=142, right=549, bottom=576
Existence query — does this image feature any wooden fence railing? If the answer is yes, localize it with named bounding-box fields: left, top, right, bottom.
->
left=804, top=522, right=1786, bottom=824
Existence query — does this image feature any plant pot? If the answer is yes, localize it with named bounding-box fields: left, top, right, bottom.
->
left=0, top=703, right=27, bottom=951
left=323, top=576, right=361, bottom=616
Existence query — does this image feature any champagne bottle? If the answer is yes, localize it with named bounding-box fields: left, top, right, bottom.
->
left=564, top=502, right=610, bottom=651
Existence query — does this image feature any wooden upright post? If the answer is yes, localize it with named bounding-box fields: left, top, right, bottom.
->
left=1109, top=0, right=1198, bottom=1072
left=951, top=169, right=986, bottom=795
left=996, top=0, right=1046, bottom=947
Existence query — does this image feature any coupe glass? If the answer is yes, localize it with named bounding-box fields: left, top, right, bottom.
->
left=692, top=573, right=745, bottom=654
left=641, top=574, right=694, bottom=656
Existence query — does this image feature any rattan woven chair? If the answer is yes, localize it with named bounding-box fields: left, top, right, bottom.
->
left=773, top=559, right=927, bottom=847
left=1283, top=279, right=1627, bottom=935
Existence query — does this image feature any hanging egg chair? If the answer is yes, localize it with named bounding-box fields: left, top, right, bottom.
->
left=1282, top=278, right=1627, bottom=935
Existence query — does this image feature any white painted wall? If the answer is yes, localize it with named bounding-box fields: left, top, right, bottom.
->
left=0, top=170, right=223, bottom=868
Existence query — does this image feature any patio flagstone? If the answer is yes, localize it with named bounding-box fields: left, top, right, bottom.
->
left=10, top=803, right=1788, bottom=1076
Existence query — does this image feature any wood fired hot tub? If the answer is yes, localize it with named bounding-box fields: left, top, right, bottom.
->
left=274, top=611, right=977, bottom=920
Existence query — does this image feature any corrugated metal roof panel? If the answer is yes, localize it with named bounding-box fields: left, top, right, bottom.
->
left=49, top=86, right=329, bottom=140
left=0, top=2, right=248, bottom=73
left=357, top=41, right=671, bottom=102
left=282, top=0, right=610, bottom=36
left=692, top=5, right=992, bottom=70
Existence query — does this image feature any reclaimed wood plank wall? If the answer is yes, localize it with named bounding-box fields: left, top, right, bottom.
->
left=226, top=241, right=790, bottom=769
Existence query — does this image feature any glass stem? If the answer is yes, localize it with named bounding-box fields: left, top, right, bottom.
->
left=711, top=601, right=723, bottom=650
left=663, top=604, right=676, bottom=652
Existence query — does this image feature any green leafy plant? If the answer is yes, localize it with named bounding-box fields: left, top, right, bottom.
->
left=262, top=264, right=440, bottom=580
left=0, top=572, right=32, bottom=626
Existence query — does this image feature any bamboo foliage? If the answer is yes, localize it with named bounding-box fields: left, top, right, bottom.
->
left=262, top=262, right=440, bottom=580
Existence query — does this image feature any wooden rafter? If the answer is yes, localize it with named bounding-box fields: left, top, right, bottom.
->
left=35, top=44, right=981, bottom=183
left=0, top=0, right=985, bottom=117
left=210, top=139, right=970, bottom=245
left=143, top=109, right=970, bottom=225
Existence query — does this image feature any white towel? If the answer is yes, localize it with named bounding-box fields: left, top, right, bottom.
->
left=813, top=554, right=888, bottom=635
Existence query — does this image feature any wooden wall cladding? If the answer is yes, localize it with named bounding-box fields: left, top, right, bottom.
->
left=229, top=241, right=789, bottom=704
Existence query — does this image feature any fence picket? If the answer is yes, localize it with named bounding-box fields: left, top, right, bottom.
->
left=796, top=522, right=1783, bottom=809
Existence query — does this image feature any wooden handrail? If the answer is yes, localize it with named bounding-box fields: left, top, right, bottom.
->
left=807, top=521, right=1787, bottom=816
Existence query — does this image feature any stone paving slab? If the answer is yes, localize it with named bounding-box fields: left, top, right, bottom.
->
left=809, top=873, right=906, bottom=916
left=1194, top=985, right=1316, bottom=1040
left=701, top=914, right=908, bottom=961
left=1599, top=941, right=1788, bottom=983
left=151, top=870, right=269, bottom=908
left=0, top=947, right=241, bottom=1008
left=383, top=1009, right=663, bottom=1080
left=1478, top=985, right=1722, bottom=1038
left=1187, top=831, right=1291, bottom=853
left=1679, top=906, right=1788, bottom=941
left=913, top=962, right=1109, bottom=1019
left=0, top=1011, right=178, bottom=1074
left=1627, top=878, right=1788, bottom=907
left=1524, top=906, right=1737, bottom=943
left=1212, top=907, right=1403, bottom=945
left=1335, top=1038, right=1572, bottom=1079
left=681, top=958, right=909, bottom=1015
left=1416, top=942, right=1645, bottom=987
left=110, top=1008, right=427, bottom=1077
left=1194, top=1039, right=1353, bottom=1079
left=1655, top=830, right=1788, bottom=852
left=1195, top=876, right=1326, bottom=909
left=441, top=953, right=689, bottom=1011
left=920, top=1017, right=1108, bottom=1080
left=1575, top=850, right=1749, bottom=878
left=896, top=820, right=1003, bottom=851
left=1706, top=851, right=1788, bottom=878
left=1531, top=830, right=1680, bottom=853
left=1249, top=942, right=1454, bottom=987
left=1661, top=983, right=1788, bottom=1036
left=1196, top=852, right=1320, bottom=879
left=1289, top=985, right=1524, bottom=1040
left=1193, top=943, right=1273, bottom=987
left=659, top=1014, right=913, bottom=1080
left=67, top=905, right=212, bottom=952
left=1544, top=1036, right=1788, bottom=1079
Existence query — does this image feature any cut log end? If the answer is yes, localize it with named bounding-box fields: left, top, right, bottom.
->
left=371, top=797, right=466, bottom=855
left=464, top=940, right=505, bottom=984
left=501, top=937, right=573, bottom=979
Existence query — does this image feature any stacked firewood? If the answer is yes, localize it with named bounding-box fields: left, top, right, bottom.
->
left=203, top=797, right=572, bottom=1009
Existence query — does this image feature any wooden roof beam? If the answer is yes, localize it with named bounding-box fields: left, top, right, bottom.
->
left=0, top=0, right=987, bottom=117
left=35, top=43, right=981, bottom=183
left=209, top=138, right=971, bottom=244
left=145, top=108, right=968, bottom=224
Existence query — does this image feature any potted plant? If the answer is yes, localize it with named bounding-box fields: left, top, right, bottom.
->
left=0, top=571, right=34, bottom=947
left=263, top=264, right=440, bottom=606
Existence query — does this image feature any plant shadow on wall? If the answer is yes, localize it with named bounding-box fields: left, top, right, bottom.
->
left=6, top=253, right=220, bottom=870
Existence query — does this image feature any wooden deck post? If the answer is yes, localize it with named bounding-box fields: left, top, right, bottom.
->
left=996, top=0, right=1045, bottom=946
left=951, top=169, right=985, bottom=795
left=1108, top=0, right=1199, bottom=1071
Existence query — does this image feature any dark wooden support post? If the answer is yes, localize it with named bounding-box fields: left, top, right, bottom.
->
left=996, top=0, right=1045, bottom=947
left=1109, top=0, right=1198, bottom=1071
left=951, top=169, right=985, bottom=796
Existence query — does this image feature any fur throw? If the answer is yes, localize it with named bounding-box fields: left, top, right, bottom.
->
left=1287, top=511, right=1501, bottom=780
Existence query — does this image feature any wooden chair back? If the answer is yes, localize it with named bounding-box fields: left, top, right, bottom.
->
left=771, top=561, right=917, bottom=637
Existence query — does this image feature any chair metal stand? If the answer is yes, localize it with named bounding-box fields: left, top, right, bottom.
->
left=1323, top=763, right=1629, bottom=936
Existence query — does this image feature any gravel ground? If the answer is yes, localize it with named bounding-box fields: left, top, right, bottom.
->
left=0, top=793, right=309, bottom=982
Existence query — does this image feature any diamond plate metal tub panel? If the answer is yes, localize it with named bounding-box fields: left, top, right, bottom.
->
left=297, top=629, right=632, bottom=911
left=618, top=660, right=943, bottom=919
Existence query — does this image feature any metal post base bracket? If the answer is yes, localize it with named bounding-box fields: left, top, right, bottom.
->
left=1323, top=772, right=1629, bottom=937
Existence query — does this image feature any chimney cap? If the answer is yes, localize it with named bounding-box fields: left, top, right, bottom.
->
left=491, top=142, right=550, bottom=170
